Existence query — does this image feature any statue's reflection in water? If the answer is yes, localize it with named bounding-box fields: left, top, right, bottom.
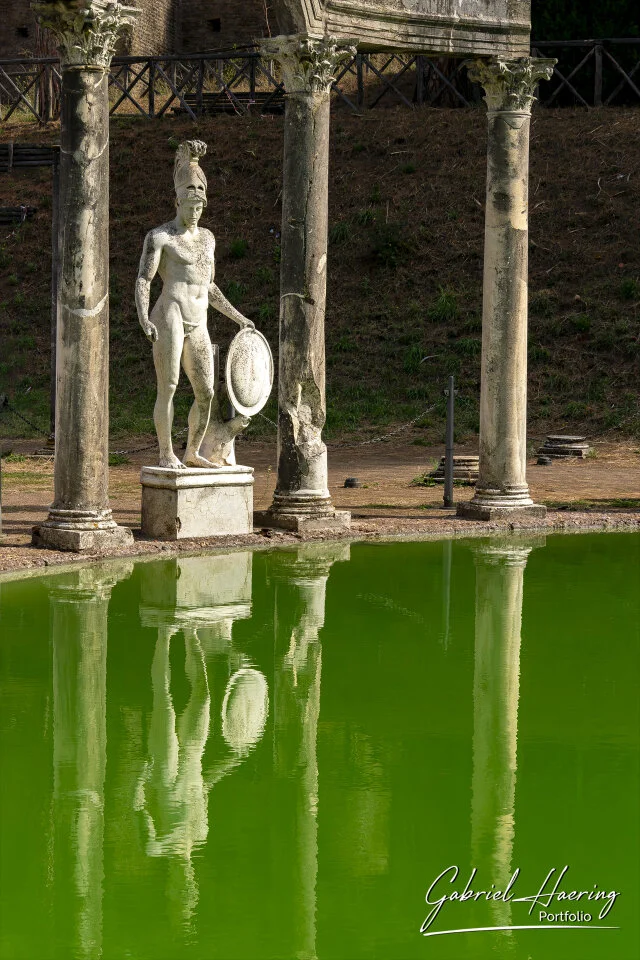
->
left=470, top=537, right=544, bottom=950
left=135, top=552, right=268, bottom=930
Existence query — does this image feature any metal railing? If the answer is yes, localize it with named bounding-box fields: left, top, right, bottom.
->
left=1, top=40, right=639, bottom=124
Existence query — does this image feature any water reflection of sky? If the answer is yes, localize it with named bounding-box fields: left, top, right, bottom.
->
left=0, top=533, right=638, bottom=960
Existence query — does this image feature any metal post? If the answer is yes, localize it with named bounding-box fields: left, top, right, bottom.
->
left=50, top=146, right=60, bottom=438
left=444, top=375, right=455, bottom=508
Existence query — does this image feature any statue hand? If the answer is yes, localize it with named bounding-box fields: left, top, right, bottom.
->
left=142, top=321, right=158, bottom=343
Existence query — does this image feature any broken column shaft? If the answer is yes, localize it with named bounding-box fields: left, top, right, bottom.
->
left=32, top=1, right=137, bottom=551
left=458, top=57, right=555, bottom=522
left=258, top=35, right=354, bottom=533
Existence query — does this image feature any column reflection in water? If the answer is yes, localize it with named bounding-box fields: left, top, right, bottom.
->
left=135, top=553, right=268, bottom=932
left=49, top=561, right=132, bottom=960
left=272, top=543, right=350, bottom=960
left=470, top=538, right=544, bottom=945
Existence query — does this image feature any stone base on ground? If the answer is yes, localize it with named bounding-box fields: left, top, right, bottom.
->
left=141, top=465, right=253, bottom=539
left=254, top=509, right=351, bottom=534
left=429, top=455, right=479, bottom=483
left=537, top=435, right=590, bottom=460
left=456, top=500, right=547, bottom=521
left=33, top=522, right=133, bottom=552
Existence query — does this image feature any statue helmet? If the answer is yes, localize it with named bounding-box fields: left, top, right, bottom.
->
left=173, top=140, right=207, bottom=206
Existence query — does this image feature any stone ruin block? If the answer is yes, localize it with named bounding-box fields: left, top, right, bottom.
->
left=273, top=0, right=530, bottom=54
left=429, top=455, right=479, bottom=483
left=537, top=435, right=591, bottom=461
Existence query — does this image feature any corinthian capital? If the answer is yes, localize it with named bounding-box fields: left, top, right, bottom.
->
left=32, top=0, right=140, bottom=70
left=467, top=57, right=556, bottom=115
left=261, top=34, right=357, bottom=96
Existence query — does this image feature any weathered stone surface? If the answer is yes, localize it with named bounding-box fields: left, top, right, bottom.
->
left=259, top=35, right=354, bottom=529
left=225, top=327, right=274, bottom=417
left=272, top=0, right=531, bottom=55
left=457, top=500, right=547, bottom=521
left=32, top=0, right=139, bottom=69
left=430, top=455, right=479, bottom=483
left=457, top=57, right=554, bottom=523
left=141, top=465, right=254, bottom=539
left=537, top=435, right=591, bottom=459
left=254, top=508, right=351, bottom=533
left=31, top=1, right=137, bottom=553
left=34, top=521, right=134, bottom=552
left=135, top=140, right=261, bottom=471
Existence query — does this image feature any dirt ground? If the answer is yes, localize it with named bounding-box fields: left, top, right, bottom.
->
left=1, top=438, right=638, bottom=575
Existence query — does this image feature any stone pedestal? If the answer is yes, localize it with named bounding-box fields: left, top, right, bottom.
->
left=141, top=466, right=253, bottom=539
left=259, top=36, right=355, bottom=533
left=457, top=58, right=554, bottom=523
left=429, top=455, right=479, bottom=483
left=32, top=1, right=137, bottom=552
left=537, top=435, right=590, bottom=460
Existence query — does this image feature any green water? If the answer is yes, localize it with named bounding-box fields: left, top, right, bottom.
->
left=0, top=533, right=638, bottom=960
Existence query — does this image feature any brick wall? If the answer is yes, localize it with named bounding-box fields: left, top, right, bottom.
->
left=179, top=0, right=270, bottom=53
left=0, top=0, right=179, bottom=59
left=0, top=0, right=38, bottom=58
left=0, top=0, right=269, bottom=60
left=126, top=0, right=178, bottom=56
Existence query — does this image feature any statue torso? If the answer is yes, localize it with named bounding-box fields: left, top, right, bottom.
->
left=150, top=222, right=215, bottom=331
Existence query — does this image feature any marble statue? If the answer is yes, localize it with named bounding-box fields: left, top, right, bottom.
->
left=135, top=140, right=254, bottom=469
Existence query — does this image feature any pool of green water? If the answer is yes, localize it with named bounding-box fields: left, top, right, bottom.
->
left=0, top=532, right=638, bottom=960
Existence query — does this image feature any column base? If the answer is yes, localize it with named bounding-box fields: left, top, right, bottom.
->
left=255, top=492, right=351, bottom=533
left=457, top=492, right=546, bottom=522
left=254, top=509, right=351, bottom=534
left=33, top=509, right=133, bottom=552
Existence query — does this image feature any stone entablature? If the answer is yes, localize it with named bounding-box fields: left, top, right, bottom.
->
left=273, top=0, right=530, bottom=55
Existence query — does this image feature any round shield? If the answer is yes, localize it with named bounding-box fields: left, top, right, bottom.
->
left=225, top=328, right=274, bottom=418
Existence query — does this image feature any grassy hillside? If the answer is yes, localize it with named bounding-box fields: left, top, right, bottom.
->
left=1, top=106, right=639, bottom=444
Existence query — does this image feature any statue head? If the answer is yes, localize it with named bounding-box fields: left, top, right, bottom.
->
left=174, top=140, right=207, bottom=227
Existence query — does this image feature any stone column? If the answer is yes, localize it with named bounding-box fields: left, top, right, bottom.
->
left=257, top=35, right=355, bottom=534
left=32, top=2, right=138, bottom=552
left=457, top=58, right=555, bottom=522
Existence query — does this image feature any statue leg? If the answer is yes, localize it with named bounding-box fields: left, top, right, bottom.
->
left=152, top=304, right=185, bottom=469
left=182, top=325, right=218, bottom=468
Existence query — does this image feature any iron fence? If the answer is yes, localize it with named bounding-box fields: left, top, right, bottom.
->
left=1, top=40, right=639, bottom=124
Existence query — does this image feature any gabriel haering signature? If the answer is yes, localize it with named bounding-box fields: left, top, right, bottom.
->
left=421, top=865, right=620, bottom=937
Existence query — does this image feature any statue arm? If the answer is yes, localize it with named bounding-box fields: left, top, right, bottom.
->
left=136, top=231, right=162, bottom=343
left=208, top=275, right=255, bottom=330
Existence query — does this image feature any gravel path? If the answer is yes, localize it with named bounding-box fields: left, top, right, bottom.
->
left=1, top=439, right=638, bottom=576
